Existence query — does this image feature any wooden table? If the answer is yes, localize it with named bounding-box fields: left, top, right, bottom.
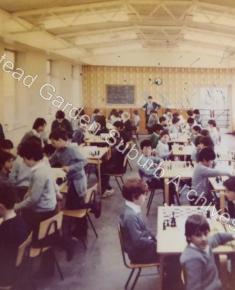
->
left=169, top=134, right=190, bottom=144
left=78, top=145, right=111, bottom=193
left=157, top=206, right=235, bottom=290
left=172, top=144, right=193, bottom=159
left=162, top=161, right=194, bottom=205
left=84, top=132, right=110, bottom=146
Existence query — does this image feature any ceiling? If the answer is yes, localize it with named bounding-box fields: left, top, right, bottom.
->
left=1, top=0, right=235, bottom=67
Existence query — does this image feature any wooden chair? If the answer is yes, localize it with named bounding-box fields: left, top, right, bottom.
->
left=0, top=233, right=33, bottom=290
left=62, top=183, right=98, bottom=243
left=29, top=211, right=64, bottom=280
left=103, top=153, right=129, bottom=192
left=118, top=225, right=160, bottom=290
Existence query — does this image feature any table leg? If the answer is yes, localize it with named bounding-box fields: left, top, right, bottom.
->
left=164, top=178, right=169, bottom=205
left=220, top=191, right=225, bottom=213
left=97, top=160, right=102, bottom=194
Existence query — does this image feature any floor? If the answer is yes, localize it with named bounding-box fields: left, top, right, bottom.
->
left=34, top=133, right=235, bottom=290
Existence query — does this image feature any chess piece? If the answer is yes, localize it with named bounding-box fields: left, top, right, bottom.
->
left=216, top=176, right=219, bottom=183
left=206, top=210, right=211, bottom=219
left=171, top=212, right=176, bottom=227
left=166, top=219, right=170, bottom=227
left=163, top=221, right=166, bottom=231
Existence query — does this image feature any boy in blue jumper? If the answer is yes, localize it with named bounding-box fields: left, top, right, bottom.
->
left=180, top=214, right=235, bottom=290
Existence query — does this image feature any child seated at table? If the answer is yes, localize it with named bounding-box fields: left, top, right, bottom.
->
left=156, top=130, right=172, bottom=160
left=150, top=124, right=163, bottom=148
left=208, top=119, right=221, bottom=145
left=169, top=116, right=181, bottom=135
left=0, top=182, right=29, bottom=287
left=0, top=150, right=15, bottom=183
left=192, top=147, right=231, bottom=204
left=0, top=139, right=14, bottom=153
left=180, top=214, right=235, bottom=290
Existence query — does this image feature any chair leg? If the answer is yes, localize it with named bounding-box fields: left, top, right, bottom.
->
left=125, top=269, right=135, bottom=289
left=146, top=190, right=155, bottom=216
left=87, top=214, right=98, bottom=238
left=52, top=250, right=64, bottom=280
left=130, top=268, right=141, bottom=290
left=120, top=176, right=124, bottom=184
left=115, top=177, right=122, bottom=192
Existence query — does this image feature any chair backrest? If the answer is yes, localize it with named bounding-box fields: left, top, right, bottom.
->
left=85, top=183, right=98, bottom=204
left=118, top=224, right=129, bottom=268
left=37, top=211, right=63, bottom=240
left=15, top=232, right=33, bottom=267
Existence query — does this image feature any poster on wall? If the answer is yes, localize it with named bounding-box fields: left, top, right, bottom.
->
left=106, top=85, right=135, bottom=104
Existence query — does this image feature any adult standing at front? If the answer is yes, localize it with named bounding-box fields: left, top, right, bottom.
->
left=0, top=123, right=5, bottom=141
left=142, top=96, right=161, bottom=127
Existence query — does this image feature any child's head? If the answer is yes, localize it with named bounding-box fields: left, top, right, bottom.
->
left=198, top=136, right=214, bottom=150
left=152, top=124, right=163, bottom=134
left=113, top=121, right=124, bottom=132
left=148, top=96, right=153, bottom=103
left=172, top=117, right=180, bottom=126
left=55, top=110, right=65, bottom=123
left=0, top=182, right=17, bottom=217
left=200, top=129, right=210, bottom=137
left=0, top=151, right=15, bottom=173
left=159, top=116, right=167, bottom=126
left=33, top=118, right=47, bottom=134
left=193, top=109, right=200, bottom=116
left=140, top=139, right=152, bottom=156
left=151, top=110, right=158, bottom=117
left=173, top=112, right=179, bottom=119
left=187, top=117, right=194, bottom=127
left=198, top=147, right=216, bottom=167
left=160, top=130, right=170, bottom=143
left=18, top=137, right=43, bottom=167
left=187, top=110, right=194, bottom=117
left=49, top=129, right=68, bottom=149
left=93, top=108, right=100, bottom=115
left=192, top=125, right=201, bottom=135
left=223, top=177, right=235, bottom=201
left=0, top=139, right=14, bottom=153
left=185, top=214, right=210, bottom=249
left=208, top=119, right=216, bottom=128
left=122, top=178, right=148, bottom=206
left=133, top=110, right=139, bottom=115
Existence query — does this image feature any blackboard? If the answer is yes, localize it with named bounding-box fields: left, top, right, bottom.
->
left=106, top=85, right=135, bottom=104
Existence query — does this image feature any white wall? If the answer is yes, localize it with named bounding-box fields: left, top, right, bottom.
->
left=0, top=43, right=82, bottom=145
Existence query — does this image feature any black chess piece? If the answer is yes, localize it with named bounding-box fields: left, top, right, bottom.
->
left=171, top=212, right=176, bottom=227
left=98, top=150, right=100, bottom=155
left=166, top=219, right=170, bottom=227
left=163, top=221, right=166, bottom=231
left=206, top=210, right=211, bottom=219
left=216, top=176, right=219, bottom=183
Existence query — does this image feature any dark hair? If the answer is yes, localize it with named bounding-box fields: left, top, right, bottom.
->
left=140, top=139, right=152, bottom=150
left=199, top=136, right=214, bottom=148
left=113, top=121, right=124, bottom=129
left=223, top=177, right=235, bottom=192
left=193, top=109, right=200, bottom=115
left=172, top=117, right=180, bottom=124
left=201, top=129, right=210, bottom=137
left=187, top=110, right=194, bottom=117
left=173, top=112, right=179, bottom=118
left=208, top=119, right=216, bottom=127
left=18, top=137, right=43, bottom=161
left=93, top=109, right=100, bottom=114
left=194, top=136, right=202, bottom=147
left=159, top=116, right=166, bottom=123
left=160, top=130, right=169, bottom=138
left=43, top=144, right=56, bottom=157
left=133, top=110, right=139, bottom=115
left=0, top=151, right=15, bottom=170
left=148, top=96, right=153, bottom=100
left=165, top=108, right=172, bottom=113
left=122, top=178, right=148, bottom=202
left=185, top=214, right=210, bottom=243
left=187, top=117, right=194, bottom=125
left=55, top=110, right=65, bottom=119
left=152, top=124, right=163, bottom=133
left=0, top=182, right=17, bottom=209
left=0, top=139, right=14, bottom=150
left=32, top=118, right=47, bottom=130
left=95, top=115, right=106, bottom=128
left=192, top=125, right=201, bottom=133
left=49, top=129, right=68, bottom=141
left=198, top=147, right=216, bottom=162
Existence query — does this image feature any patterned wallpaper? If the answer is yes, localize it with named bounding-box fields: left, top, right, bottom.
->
left=82, top=65, right=235, bottom=110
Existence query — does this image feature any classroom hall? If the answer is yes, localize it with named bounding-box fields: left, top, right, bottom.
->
left=1, top=1, right=235, bottom=290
